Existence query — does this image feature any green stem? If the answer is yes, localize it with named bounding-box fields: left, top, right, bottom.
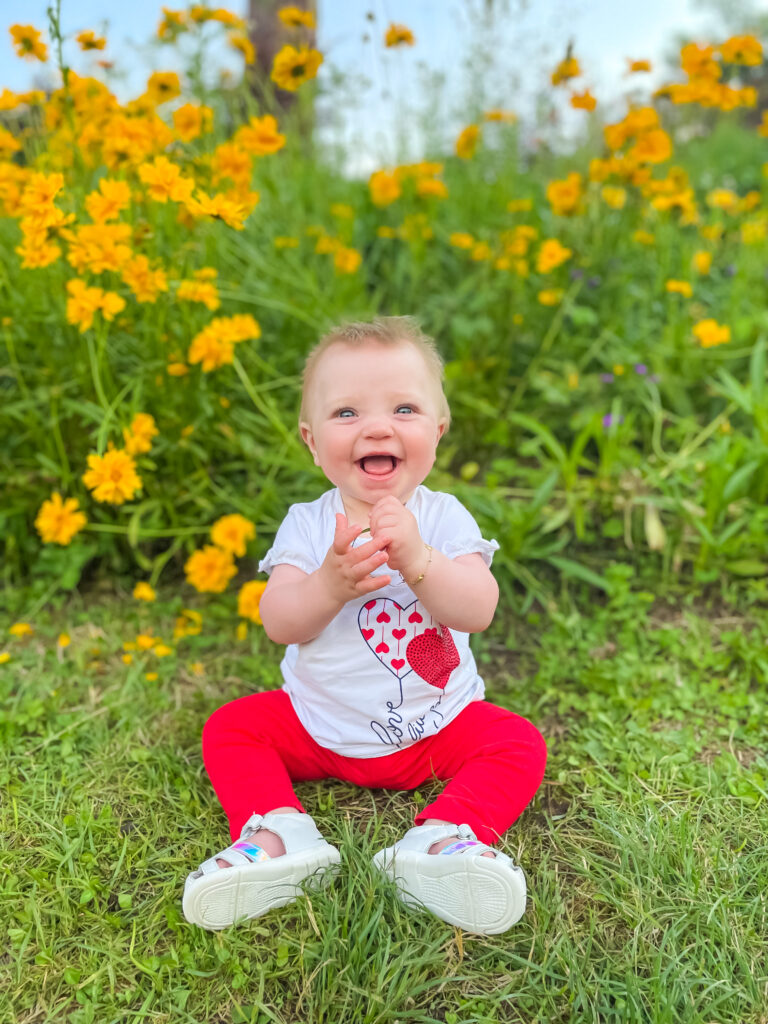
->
left=86, top=331, right=109, bottom=412
left=507, top=280, right=583, bottom=413
left=85, top=523, right=207, bottom=538
left=232, top=354, right=302, bottom=451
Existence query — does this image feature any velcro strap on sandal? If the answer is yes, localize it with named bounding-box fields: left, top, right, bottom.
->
left=438, top=839, right=487, bottom=856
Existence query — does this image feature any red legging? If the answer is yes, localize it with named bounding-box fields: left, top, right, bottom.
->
left=202, top=690, right=547, bottom=846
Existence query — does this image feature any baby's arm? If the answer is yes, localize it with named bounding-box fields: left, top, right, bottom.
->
left=369, top=496, right=498, bottom=633
left=259, top=515, right=392, bottom=645
left=405, top=550, right=499, bottom=633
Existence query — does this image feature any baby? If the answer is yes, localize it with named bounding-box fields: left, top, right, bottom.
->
left=183, top=316, right=547, bottom=935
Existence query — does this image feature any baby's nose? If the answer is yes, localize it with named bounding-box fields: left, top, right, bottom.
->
left=362, top=416, right=394, bottom=436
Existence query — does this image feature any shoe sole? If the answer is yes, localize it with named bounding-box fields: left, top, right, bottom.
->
left=182, top=846, right=341, bottom=931
left=372, top=849, right=526, bottom=934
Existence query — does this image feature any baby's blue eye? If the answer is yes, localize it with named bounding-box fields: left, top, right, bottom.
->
left=396, top=405, right=414, bottom=414
left=336, top=408, right=355, bottom=418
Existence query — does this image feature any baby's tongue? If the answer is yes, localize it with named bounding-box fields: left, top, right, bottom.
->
left=362, top=456, right=393, bottom=475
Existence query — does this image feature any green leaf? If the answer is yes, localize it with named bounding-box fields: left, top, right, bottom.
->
left=547, top=556, right=611, bottom=592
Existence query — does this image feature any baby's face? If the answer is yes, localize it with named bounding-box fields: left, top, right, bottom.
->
left=300, top=340, right=448, bottom=515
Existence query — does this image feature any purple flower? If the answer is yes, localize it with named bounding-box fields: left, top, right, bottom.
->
left=570, top=267, right=584, bottom=280
left=587, top=275, right=602, bottom=289
left=602, top=413, right=624, bottom=429
left=634, top=363, right=648, bottom=375
left=600, top=373, right=614, bottom=383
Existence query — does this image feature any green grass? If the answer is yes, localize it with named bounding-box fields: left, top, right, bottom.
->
left=2, top=579, right=768, bottom=1024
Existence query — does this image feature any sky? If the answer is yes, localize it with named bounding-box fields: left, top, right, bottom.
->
left=2, top=0, right=764, bottom=174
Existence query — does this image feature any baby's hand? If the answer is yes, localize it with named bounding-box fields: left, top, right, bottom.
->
left=369, top=496, right=425, bottom=577
left=318, top=513, right=392, bottom=605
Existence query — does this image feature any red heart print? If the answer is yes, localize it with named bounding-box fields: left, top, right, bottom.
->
left=357, top=598, right=438, bottom=680
left=406, top=626, right=459, bottom=690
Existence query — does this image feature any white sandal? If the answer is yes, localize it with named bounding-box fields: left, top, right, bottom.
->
left=182, top=811, right=340, bottom=931
left=372, top=823, right=526, bottom=934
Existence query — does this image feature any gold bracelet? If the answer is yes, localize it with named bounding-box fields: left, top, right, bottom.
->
left=409, top=544, right=432, bottom=586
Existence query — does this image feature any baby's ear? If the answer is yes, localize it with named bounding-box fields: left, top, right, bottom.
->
left=436, top=418, right=449, bottom=442
left=299, top=422, right=319, bottom=464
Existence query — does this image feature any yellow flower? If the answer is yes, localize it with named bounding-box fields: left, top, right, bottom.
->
left=538, top=289, right=564, bottom=306
left=234, top=114, right=286, bottom=155
left=385, top=23, right=415, bottom=47
left=546, top=172, right=582, bottom=216
left=188, top=314, right=261, bottom=372
left=706, top=188, right=738, bottom=212
left=369, top=169, right=401, bottom=206
left=570, top=90, right=596, bottom=111
left=484, top=109, right=517, bottom=123
left=35, top=492, right=87, bottom=545
left=146, top=71, right=181, bottom=104
left=174, top=609, right=202, bottom=639
left=138, top=156, right=194, bottom=204
left=173, top=103, right=213, bottom=142
left=123, top=413, right=158, bottom=455
left=185, top=545, right=237, bottom=593
left=536, top=239, right=572, bottom=274
left=76, top=30, right=106, bottom=51
left=629, top=129, right=672, bottom=165
left=270, top=44, right=323, bottom=91
left=627, top=59, right=652, bottom=72
left=613, top=364, right=625, bottom=376
left=551, top=54, right=580, bottom=85
left=185, top=189, right=254, bottom=230
left=211, top=514, right=256, bottom=557
left=693, top=319, right=731, bottom=348
left=121, top=255, right=169, bottom=304
left=9, top=622, right=33, bottom=638
left=157, top=8, right=186, bottom=40
left=145, top=672, right=159, bottom=682
left=0, top=653, right=10, bottom=665
left=470, top=242, right=492, bottom=261
left=153, top=644, right=173, bottom=657
left=449, top=232, right=474, bottom=250
left=177, top=279, right=220, bottom=310
left=236, top=621, right=248, bottom=641
left=135, top=633, right=157, bottom=651
left=274, top=236, right=299, bottom=248
left=507, top=199, right=533, bottom=213
left=85, top=178, right=132, bottom=223
left=82, top=449, right=142, bottom=504
left=692, top=250, right=712, bottom=274
left=719, top=35, right=762, bottom=66
left=229, top=33, right=255, bottom=63
left=333, top=246, right=362, bottom=274
left=416, top=177, right=448, bottom=199
left=633, top=229, right=655, bottom=245
left=122, top=653, right=133, bottom=665
left=58, top=633, right=71, bottom=648
left=665, top=279, right=692, bottom=297
left=10, top=24, right=48, bottom=61
left=238, top=580, right=268, bottom=623
left=455, top=124, right=480, bottom=160
left=278, top=6, right=315, bottom=28
left=601, top=186, right=627, bottom=210
left=567, top=371, right=579, bottom=389
left=133, top=582, right=157, bottom=602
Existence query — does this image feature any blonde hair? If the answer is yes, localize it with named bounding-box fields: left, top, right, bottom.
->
left=299, top=316, right=451, bottom=430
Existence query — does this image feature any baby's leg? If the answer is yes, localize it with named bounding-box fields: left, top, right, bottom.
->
left=183, top=690, right=340, bottom=929
left=201, top=688, right=333, bottom=841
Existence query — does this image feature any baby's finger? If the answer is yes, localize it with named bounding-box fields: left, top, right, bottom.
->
left=351, top=535, right=391, bottom=562
left=352, top=548, right=389, bottom=579
left=356, top=572, right=391, bottom=594
left=333, top=513, right=361, bottom=553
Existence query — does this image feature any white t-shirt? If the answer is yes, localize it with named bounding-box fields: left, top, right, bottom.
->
left=258, top=485, right=500, bottom=758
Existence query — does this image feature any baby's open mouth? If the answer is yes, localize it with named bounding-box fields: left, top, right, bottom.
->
left=357, top=455, right=400, bottom=476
